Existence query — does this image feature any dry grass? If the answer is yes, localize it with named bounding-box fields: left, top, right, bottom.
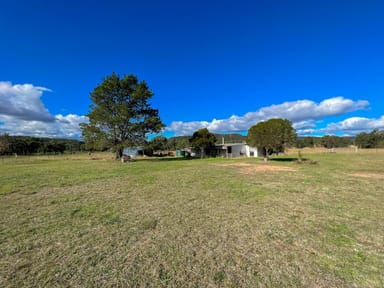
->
left=0, top=152, right=383, bottom=287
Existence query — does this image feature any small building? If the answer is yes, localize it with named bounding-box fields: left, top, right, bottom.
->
left=176, top=149, right=186, bottom=157
left=123, top=146, right=143, bottom=158
left=177, top=143, right=261, bottom=158
left=214, top=143, right=261, bottom=158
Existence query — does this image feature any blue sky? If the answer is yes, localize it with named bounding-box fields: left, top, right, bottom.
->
left=1, top=0, right=384, bottom=138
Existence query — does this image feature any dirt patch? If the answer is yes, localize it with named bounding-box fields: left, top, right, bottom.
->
left=213, top=162, right=297, bottom=174
left=348, top=173, right=384, bottom=179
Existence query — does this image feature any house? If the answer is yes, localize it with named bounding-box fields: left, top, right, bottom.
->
left=214, top=143, right=261, bottom=158
left=177, top=143, right=261, bottom=158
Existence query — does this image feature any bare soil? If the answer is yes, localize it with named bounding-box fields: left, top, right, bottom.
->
left=213, top=162, right=297, bottom=174
left=348, top=172, right=384, bottom=179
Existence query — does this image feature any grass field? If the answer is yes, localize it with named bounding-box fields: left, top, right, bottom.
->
left=1, top=151, right=383, bottom=287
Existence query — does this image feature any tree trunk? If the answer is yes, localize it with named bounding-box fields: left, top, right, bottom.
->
left=115, top=147, right=123, bottom=160
left=263, top=147, right=269, bottom=162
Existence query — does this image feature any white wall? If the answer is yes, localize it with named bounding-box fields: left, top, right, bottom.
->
left=225, top=144, right=259, bottom=158
left=245, top=145, right=259, bottom=157
left=230, top=144, right=244, bottom=157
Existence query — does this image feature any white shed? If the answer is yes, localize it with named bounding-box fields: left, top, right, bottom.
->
left=215, top=143, right=260, bottom=158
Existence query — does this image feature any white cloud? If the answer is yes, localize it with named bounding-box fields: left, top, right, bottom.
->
left=252, top=97, right=368, bottom=123
left=292, top=120, right=317, bottom=130
left=167, top=97, right=370, bottom=136
left=0, top=81, right=88, bottom=138
left=167, top=120, right=210, bottom=136
left=321, top=116, right=384, bottom=135
left=0, top=82, right=376, bottom=138
left=0, top=81, right=55, bottom=122
left=0, top=114, right=88, bottom=138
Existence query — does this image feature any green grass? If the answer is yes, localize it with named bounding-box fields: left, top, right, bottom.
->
left=0, top=152, right=383, bottom=287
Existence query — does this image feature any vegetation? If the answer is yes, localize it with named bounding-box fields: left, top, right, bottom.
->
left=296, top=136, right=354, bottom=149
left=296, top=130, right=384, bottom=149
left=296, top=136, right=317, bottom=148
left=0, top=134, right=84, bottom=155
left=189, top=128, right=217, bottom=157
left=168, top=132, right=383, bottom=151
left=2, top=129, right=383, bottom=158
left=80, top=72, right=164, bottom=159
left=355, top=129, right=384, bottom=148
left=165, top=136, right=190, bottom=151
left=0, top=151, right=383, bottom=287
left=247, top=118, right=297, bottom=158
left=146, top=136, right=168, bottom=155
left=320, top=135, right=353, bottom=149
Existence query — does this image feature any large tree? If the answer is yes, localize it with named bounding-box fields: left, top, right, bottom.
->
left=246, top=118, right=296, bottom=159
left=80, top=73, right=164, bottom=159
left=189, top=128, right=216, bottom=158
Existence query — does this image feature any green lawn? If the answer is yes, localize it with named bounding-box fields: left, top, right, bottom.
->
left=0, top=152, right=383, bottom=287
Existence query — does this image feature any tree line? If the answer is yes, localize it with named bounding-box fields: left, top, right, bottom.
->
left=296, top=130, right=384, bottom=149
left=2, top=129, right=383, bottom=157
left=354, top=130, right=384, bottom=148
left=0, top=134, right=84, bottom=155
left=161, top=127, right=384, bottom=158
left=3, top=72, right=384, bottom=157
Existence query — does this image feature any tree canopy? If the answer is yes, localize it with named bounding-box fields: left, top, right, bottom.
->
left=147, top=135, right=168, bottom=153
left=246, top=118, right=296, bottom=158
left=166, top=136, right=190, bottom=151
left=355, top=129, right=384, bottom=148
left=189, top=128, right=216, bottom=157
left=80, top=73, right=164, bottom=158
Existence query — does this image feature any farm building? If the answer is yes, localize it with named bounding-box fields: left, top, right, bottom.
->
left=177, top=143, right=261, bottom=158
left=214, top=143, right=261, bottom=158
left=123, top=147, right=143, bottom=157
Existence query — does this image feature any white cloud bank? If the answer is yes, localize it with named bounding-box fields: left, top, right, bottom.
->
left=1, top=81, right=382, bottom=138
left=319, top=116, right=384, bottom=135
left=0, top=81, right=87, bottom=138
left=167, top=97, right=370, bottom=136
left=0, top=114, right=88, bottom=138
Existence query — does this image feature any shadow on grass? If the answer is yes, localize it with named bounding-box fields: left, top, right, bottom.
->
left=269, top=156, right=318, bottom=165
left=269, top=157, right=299, bottom=162
left=135, top=156, right=198, bottom=163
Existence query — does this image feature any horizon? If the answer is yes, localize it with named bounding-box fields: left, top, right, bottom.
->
left=1, top=1, right=384, bottom=139
left=0, top=130, right=360, bottom=141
